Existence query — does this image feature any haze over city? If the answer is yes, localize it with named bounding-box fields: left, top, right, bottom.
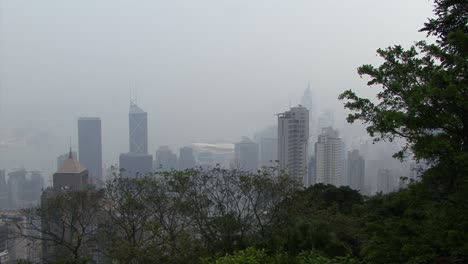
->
left=1, top=0, right=467, bottom=263
left=0, top=0, right=433, bottom=177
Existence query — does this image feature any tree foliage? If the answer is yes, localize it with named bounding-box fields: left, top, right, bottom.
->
left=338, top=0, right=467, bottom=184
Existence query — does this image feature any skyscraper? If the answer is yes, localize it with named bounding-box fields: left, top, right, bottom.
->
left=234, top=137, right=259, bottom=172
left=377, top=169, right=394, bottom=193
left=119, top=153, right=153, bottom=177
left=119, top=101, right=153, bottom=178
left=178, top=147, right=196, bottom=170
left=7, top=169, right=27, bottom=209
left=78, top=117, right=102, bottom=184
left=300, top=83, right=317, bottom=153
left=315, top=127, right=345, bottom=187
left=259, top=137, right=277, bottom=167
left=129, top=102, right=148, bottom=155
left=278, top=105, right=309, bottom=186
left=347, top=149, right=365, bottom=192
left=155, top=146, right=178, bottom=171
left=253, top=125, right=277, bottom=168
left=0, top=170, right=7, bottom=209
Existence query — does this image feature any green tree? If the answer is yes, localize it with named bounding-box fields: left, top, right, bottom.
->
left=202, top=248, right=360, bottom=264
left=17, top=187, right=104, bottom=264
left=338, top=0, right=467, bottom=189
left=338, top=1, right=468, bottom=263
left=267, top=184, right=363, bottom=257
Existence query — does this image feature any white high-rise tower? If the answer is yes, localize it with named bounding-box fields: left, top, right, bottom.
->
left=277, top=105, right=309, bottom=186
left=315, top=127, right=345, bottom=186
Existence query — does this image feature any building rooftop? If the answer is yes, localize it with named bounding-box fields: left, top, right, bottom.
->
left=78, top=117, right=100, bottom=121
left=57, top=151, right=87, bottom=174
left=130, top=103, right=146, bottom=114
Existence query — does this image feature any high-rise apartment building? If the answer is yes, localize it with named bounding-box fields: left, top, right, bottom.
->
left=278, top=106, right=309, bottom=186
left=234, top=137, right=259, bottom=172
left=377, top=169, right=394, bottom=194
left=347, top=149, right=365, bottom=192
left=178, top=147, right=196, bottom=170
left=78, top=117, right=102, bottom=184
left=315, top=127, right=345, bottom=187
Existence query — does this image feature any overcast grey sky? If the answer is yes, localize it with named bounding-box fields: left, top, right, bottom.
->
left=0, top=0, right=433, bottom=173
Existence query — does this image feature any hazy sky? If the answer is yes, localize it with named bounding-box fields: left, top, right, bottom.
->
left=0, top=0, right=433, bottom=174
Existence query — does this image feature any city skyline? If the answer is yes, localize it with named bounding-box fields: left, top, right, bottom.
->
left=0, top=0, right=433, bottom=175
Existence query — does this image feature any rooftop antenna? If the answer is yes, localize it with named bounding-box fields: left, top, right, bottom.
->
left=129, top=81, right=137, bottom=106
left=135, top=80, right=138, bottom=105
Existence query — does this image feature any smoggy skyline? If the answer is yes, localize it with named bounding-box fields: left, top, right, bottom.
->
left=0, top=0, right=433, bottom=174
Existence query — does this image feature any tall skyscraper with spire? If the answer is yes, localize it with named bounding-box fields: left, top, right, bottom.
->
left=129, top=101, right=148, bottom=154
left=78, top=117, right=102, bottom=185
left=119, top=99, right=153, bottom=178
left=300, top=83, right=317, bottom=155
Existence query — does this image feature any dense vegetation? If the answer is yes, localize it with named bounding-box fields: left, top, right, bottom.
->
left=17, top=0, right=467, bottom=263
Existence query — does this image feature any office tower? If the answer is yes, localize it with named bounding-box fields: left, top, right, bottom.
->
left=57, top=151, right=77, bottom=171
left=377, top=169, right=394, bottom=193
left=8, top=169, right=27, bottom=209
left=119, top=153, right=153, bottom=177
left=300, top=84, right=314, bottom=117
left=278, top=105, right=309, bottom=185
left=300, top=83, right=317, bottom=153
left=234, top=137, right=259, bottom=172
left=78, top=117, right=103, bottom=184
left=129, top=102, right=148, bottom=154
left=197, top=151, right=214, bottom=169
left=315, top=127, right=345, bottom=187
left=347, top=150, right=365, bottom=192
left=254, top=126, right=278, bottom=168
left=6, top=169, right=43, bottom=209
left=178, top=147, right=196, bottom=170
left=259, top=137, right=277, bottom=167
left=120, top=101, right=153, bottom=178
left=22, top=171, right=43, bottom=206
left=53, top=150, right=88, bottom=191
left=155, top=146, right=178, bottom=171
left=0, top=170, right=7, bottom=209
